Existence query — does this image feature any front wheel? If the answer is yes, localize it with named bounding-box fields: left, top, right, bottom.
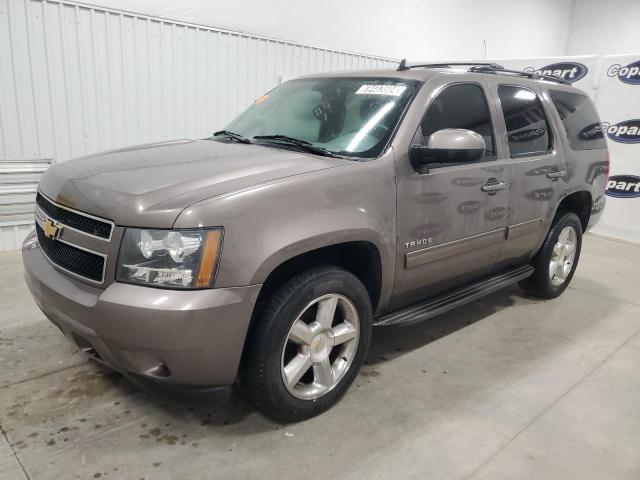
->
left=519, top=211, right=582, bottom=298
left=240, top=267, right=372, bottom=422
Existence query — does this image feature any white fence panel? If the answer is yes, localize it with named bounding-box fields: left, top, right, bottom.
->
left=0, top=157, right=52, bottom=250
left=0, top=0, right=396, bottom=250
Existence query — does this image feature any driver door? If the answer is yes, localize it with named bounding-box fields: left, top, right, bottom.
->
left=391, top=81, right=510, bottom=309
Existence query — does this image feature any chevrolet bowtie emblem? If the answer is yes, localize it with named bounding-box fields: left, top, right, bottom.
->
left=43, top=218, right=63, bottom=239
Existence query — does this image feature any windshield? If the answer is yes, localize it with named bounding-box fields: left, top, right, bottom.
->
left=223, top=77, right=421, bottom=158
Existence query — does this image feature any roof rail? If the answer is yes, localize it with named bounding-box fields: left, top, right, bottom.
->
left=395, top=59, right=570, bottom=85
left=468, top=66, right=571, bottom=85
left=397, top=59, right=503, bottom=71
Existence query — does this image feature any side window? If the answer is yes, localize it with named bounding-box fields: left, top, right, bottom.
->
left=418, top=83, right=495, bottom=157
left=497, top=85, right=552, bottom=157
left=549, top=90, right=606, bottom=150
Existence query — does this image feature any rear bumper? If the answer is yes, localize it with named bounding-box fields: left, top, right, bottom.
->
left=22, top=231, right=261, bottom=387
left=586, top=195, right=606, bottom=232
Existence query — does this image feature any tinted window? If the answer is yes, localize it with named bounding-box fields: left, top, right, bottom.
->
left=498, top=85, right=551, bottom=157
left=418, top=83, right=495, bottom=157
left=549, top=90, right=606, bottom=150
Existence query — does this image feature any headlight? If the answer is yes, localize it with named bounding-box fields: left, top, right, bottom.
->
left=116, top=228, right=223, bottom=289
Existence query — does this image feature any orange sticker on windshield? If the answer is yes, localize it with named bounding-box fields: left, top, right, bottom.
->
left=255, top=94, right=270, bottom=104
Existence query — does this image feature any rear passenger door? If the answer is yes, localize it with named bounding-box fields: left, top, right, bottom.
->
left=490, top=83, right=568, bottom=269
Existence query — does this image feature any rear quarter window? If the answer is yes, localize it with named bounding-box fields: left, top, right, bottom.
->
left=549, top=90, right=607, bottom=150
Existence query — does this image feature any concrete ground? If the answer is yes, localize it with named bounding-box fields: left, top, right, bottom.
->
left=1, top=234, right=639, bottom=480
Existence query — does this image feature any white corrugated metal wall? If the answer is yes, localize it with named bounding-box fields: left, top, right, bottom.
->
left=0, top=0, right=396, bottom=251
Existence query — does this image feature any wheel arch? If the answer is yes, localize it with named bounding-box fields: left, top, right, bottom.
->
left=252, top=239, right=384, bottom=316
left=238, top=240, right=384, bottom=377
left=554, top=189, right=592, bottom=232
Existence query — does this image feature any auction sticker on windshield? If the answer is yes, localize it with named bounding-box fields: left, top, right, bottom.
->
left=356, top=84, right=407, bottom=96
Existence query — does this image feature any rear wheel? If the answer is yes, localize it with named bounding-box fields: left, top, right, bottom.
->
left=519, top=211, right=582, bottom=298
left=240, top=266, right=372, bottom=422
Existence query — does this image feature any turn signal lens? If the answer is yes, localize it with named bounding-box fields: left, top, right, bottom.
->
left=196, top=230, right=222, bottom=288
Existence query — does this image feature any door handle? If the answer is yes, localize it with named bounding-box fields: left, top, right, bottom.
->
left=481, top=180, right=508, bottom=194
left=546, top=169, right=566, bottom=180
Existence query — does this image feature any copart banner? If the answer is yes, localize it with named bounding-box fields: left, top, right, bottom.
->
left=495, top=55, right=600, bottom=98
left=591, top=54, right=640, bottom=242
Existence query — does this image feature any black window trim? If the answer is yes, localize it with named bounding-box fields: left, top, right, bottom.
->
left=411, top=80, right=499, bottom=171
left=496, top=83, right=555, bottom=160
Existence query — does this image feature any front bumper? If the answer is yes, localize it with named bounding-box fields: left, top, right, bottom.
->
left=22, top=231, right=261, bottom=387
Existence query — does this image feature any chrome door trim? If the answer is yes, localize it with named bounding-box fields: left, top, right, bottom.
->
left=481, top=181, right=508, bottom=193
left=405, top=228, right=506, bottom=269
left=506, top=218, right=544, bottom=240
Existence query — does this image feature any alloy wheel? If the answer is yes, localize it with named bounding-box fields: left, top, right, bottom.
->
left=549, top=225, right=577, bottom=287
left=280, top=294, right=360, bottom=400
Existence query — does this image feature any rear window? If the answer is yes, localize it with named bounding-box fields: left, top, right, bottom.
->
left=549, top=90, right=606, bottom=150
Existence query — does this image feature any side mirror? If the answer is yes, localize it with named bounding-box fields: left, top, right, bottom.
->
left=409, top=129, right=486, bottom=171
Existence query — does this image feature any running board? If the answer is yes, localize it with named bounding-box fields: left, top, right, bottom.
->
left=374, top=265, right=534, bottom=327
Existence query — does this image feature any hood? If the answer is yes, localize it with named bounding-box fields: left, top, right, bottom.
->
left=39, top=139, right=348, bottom=227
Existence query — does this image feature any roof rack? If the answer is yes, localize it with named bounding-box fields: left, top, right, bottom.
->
left=397, top=59, right=503, bottom=71
left=468, top=65, right=571, bottom=85
left=395, top=59, right=570, bottom=85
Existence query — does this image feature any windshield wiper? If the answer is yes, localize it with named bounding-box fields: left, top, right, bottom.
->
left=211, top=130, right=252, bottom=144
left=253, top=135, right=337, bottom=158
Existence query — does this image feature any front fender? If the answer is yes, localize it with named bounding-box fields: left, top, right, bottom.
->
left=173, top=153, right=397, bottom=307
left=250, top=225, right=389, bottom=286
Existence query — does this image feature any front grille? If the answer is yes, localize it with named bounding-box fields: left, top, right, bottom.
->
left=36, top=193, right=112, bottom=239
left=36, top=224, right=105, bottom=283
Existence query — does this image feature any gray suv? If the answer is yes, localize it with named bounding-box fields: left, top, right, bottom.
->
left=22, top=61, right=608, bottom=421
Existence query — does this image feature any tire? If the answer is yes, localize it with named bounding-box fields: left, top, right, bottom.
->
left=519, top=211, right=582, bottom=299
left=240, top=266, right=372, bottom=422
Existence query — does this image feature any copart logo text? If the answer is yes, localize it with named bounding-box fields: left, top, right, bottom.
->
left=602, top=120, right=640, bottom=144
left=523, top=62, right=588, bottom=83
left=605, top=175, right=640, bottom=198
left=607, top=59, right=640, bottom=85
